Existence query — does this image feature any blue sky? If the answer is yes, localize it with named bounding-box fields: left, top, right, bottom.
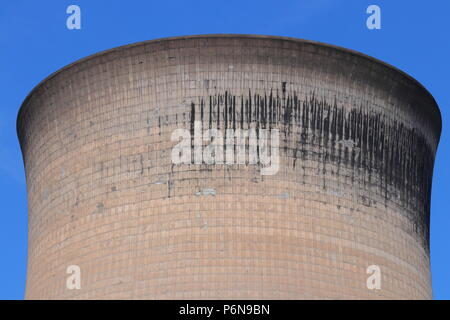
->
left=1, top=0, right=449, bottom=299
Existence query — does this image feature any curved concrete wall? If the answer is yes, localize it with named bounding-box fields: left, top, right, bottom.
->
left=17, top=35, right=441, bottom=299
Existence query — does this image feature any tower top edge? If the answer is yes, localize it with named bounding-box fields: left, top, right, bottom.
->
left=16, top=34, right=442, bottom=141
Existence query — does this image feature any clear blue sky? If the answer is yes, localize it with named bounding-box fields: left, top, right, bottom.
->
left=1, top=0, right=449, bottom=299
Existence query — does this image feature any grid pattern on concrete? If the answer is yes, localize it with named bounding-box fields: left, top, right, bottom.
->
left=17, top=35, right=440, bottom=299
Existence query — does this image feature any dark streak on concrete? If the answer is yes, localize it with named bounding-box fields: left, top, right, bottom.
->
left=186, top=86, right=437, bottom=251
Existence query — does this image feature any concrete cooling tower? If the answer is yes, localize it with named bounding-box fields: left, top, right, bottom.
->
left=17, top=35, right=441, bottom=299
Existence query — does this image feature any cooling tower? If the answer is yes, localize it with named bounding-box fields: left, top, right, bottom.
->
left=17, top=35, right=441, bottom=299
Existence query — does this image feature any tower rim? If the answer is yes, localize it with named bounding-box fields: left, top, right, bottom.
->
left=16, top=33, right=442, bottom=143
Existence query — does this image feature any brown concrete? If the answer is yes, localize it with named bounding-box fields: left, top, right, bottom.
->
left=17, top=35, right=441, bottom=299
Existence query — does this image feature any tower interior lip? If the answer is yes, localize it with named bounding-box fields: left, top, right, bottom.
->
left=16, top=33, right=442, bottom=139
